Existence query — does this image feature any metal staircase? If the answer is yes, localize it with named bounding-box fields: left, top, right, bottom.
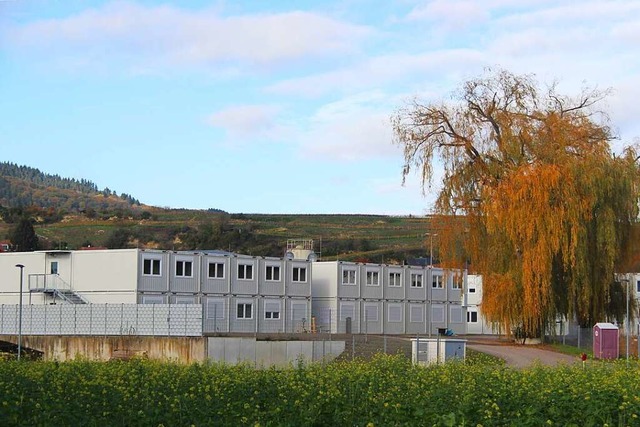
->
left=28, top=274, right=89, bottom=304
left=52, top=288, right=88, bottom=304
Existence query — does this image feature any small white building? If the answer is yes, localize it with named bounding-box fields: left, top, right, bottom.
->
left=463, top=274, right=496, bottom=334
left=311, top=261, right=466, bottom=335
left=0, top=248, right=312, bottom=334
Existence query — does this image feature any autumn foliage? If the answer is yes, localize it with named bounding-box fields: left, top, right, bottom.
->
left=393, top=69, right=640, bottom=337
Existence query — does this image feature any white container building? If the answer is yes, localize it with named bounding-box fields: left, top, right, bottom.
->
left=311, top=261, right=466, bottom=335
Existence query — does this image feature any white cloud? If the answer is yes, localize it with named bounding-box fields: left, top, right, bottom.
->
left=6, top=1, right=372, bottom=70
left=207, top=104, right=283, bottom=139
left=267, top=49, right=484, bottom=98
left=406, top=0, right=490, bottom=29
left=296, top=91, right=401, bottom=161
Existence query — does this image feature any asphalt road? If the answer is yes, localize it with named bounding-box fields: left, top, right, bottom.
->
left=468, top=340, right=579, bottom=368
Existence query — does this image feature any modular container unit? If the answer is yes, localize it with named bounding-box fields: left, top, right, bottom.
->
left=70, top=249, right=139, bottom=303
left=384, top=266, right=405, bottom=300
left=361, top=300, right=383, bottom=334
left=203, top=295, right=228, bottom=333
left=286, top=298, right=312, bottom=333
left=384, top=300, right=406, bottom=335
left=429, top=269, right=447, bottom=303
left=259, top=258, right=285, bottom=296
left=406, top=302, right=428, bottom=335
left=406, top=268, right=427, bottom=301
left=285, top=261, right=312, bottom=297
left=447, top=303, right=466, bottom=335
left=138, top=250, right=170, bottom=293
left=229, top=296, right=258, bottom=333
left=429, top=303, right=447, bottom=335
left=231, top=256, right=259, bottom=296
left=593, top=322, right=619, bottom=359
left=169, top=252, right=200, bottom=294
left=361, top=265, right=383, bottom=299
left=258, top=297, right=285, bottom=333
left=337, top=298, right=360, bottom=333
left=338, top=263, right=361, bottom=299
left=201, top=253, right=231, bottom=295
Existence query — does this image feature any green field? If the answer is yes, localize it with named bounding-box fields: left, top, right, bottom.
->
left=1, top=355, right=638, bottom=426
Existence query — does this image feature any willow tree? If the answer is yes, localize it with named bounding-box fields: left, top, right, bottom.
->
left=392, top=69, right=640, bottom=337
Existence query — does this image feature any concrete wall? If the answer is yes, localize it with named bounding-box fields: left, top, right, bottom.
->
left=1, top=335, right=345, bottom=367
left=1, top=335, right=207, bottom=363
left=207, top=337, right=345, bottom=367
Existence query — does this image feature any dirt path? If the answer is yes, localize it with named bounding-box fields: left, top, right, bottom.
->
left=468, top=340, right=579, bottom=368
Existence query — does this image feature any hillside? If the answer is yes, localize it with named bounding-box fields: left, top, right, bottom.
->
left=0, top=163, right=433, bottom=263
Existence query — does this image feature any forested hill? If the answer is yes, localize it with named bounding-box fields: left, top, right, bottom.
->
left=0, top=161, right=141, bottom=214
left=0, top=162, right=100, bottom=193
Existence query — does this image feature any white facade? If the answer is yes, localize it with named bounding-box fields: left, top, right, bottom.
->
left=463, top=274, right=496, bottom=334
left=0, top=249, right=139, bottom=304
left=312, top=261, right=466, bottom=335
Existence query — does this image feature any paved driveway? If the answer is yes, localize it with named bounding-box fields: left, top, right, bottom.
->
left=468, top=340, right=579, bottom=368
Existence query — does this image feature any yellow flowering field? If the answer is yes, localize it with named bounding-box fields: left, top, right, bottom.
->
left=1, top=355, right=639, bottom=426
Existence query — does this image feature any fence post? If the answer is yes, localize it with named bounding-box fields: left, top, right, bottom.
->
left=152, top=304, right=155, bottom=336
left=364, top=311, right=368, bottom=343
left=352, top=334, right=355, bottom=360
left=90, top=304, right=93, bottom=335
left=185, top=304, right=187, bottom=336
left=578, top=326, right=581, bottom=349
left=74, top=304, right=77, bottom=335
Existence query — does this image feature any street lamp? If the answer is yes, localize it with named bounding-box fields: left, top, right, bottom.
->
left=15, top=264, right=25, bottom=361
left=626, top=278, right=630, bottom=365
left=620, top=277, right=630, bottom=365
left=425, top=233, right=438, bottom=267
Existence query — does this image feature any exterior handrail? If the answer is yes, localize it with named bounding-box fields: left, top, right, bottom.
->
left=28, top=274, right=72, bottom=292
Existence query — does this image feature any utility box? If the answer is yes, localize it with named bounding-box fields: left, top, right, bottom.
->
left=411, top=338, right=466, bottom=365
left=593, top=322, right=619, bottom=359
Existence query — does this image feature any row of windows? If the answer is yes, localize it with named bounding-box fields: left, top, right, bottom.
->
left=205, top=300, right=307, bottom=321
left=143, top=259, right=307, bottom=282
left=342, top=269, right=462, bottom=289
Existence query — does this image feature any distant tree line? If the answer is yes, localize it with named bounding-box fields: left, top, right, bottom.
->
left=0, top=162, right=100, bottom=193
left=0, top=162, right=141, bottom=212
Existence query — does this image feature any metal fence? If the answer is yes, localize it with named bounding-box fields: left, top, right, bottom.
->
left=545, top=324, right=640, bottom=357
left=0, top=304, right=202, bottom=337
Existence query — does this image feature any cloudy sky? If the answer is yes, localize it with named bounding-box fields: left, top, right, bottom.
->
left=1, top=1, right=639, bottom=214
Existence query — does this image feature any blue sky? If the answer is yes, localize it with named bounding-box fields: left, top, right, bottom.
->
left=1, top=1, right=639, bottom=214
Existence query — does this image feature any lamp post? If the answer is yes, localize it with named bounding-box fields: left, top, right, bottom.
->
left=425, top=233, right=438, bottom=267
left=626, top=278, right=630, bottom=365
left=15, top=264, right=25, bottom=361
left=620, top=277, right=630, bottom=365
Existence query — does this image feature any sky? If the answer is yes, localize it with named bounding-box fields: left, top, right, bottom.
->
left=1, top=1, right=639, bottom=215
